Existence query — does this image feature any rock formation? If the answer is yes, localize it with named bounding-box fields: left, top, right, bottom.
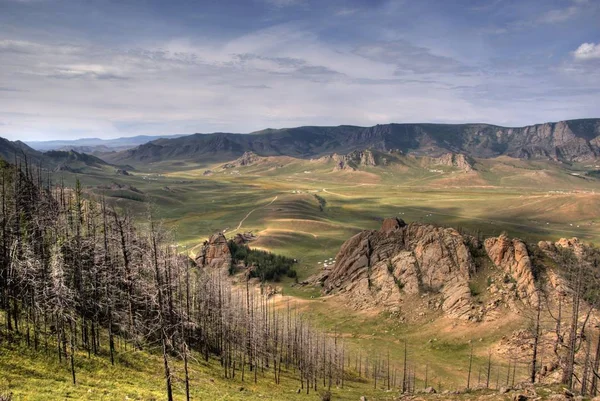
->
left=319, top=149, right=378, bottom=171
left=323, top=219, right=477, bottom=319
left=196, top=233, right=232, bottom=270
left=432, top=153, right=473, bottom=171
left=484, top=235, right=538, bottom=305
left=232, top=232, right=257, bottom=245
left=221, top=151, right=261, bottom=169
left=319, top=219, right=595, bottom=321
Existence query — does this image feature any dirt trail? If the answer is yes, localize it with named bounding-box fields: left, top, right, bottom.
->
left=227, top=196, right=278, bottom=234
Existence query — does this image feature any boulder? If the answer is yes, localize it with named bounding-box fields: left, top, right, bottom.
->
left=196, top=233, right=232, bottom=270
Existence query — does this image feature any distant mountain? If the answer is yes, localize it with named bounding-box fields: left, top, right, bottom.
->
left=0, top=137, right=45, bottom=165
left=106, top=119, right=600, bottom=165
left=25, top=134, right=186, bottom=152
left=0, top=136, right=120, bottom=172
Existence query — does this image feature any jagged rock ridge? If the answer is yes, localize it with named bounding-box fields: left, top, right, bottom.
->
left=320, top=218, right=590, bottom=321
left=323, top=218, right=477, bottom=319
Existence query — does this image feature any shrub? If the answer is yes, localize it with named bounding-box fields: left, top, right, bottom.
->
left=468, top=282, right=480, bottom=297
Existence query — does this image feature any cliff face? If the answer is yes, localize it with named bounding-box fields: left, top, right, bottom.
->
left=323, top=218, right=477, bottom=319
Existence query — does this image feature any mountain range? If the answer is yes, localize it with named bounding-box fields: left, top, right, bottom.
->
left=105, top=118, right=600, bottom=165
left=0, top=137, right=116, bottom=172
left=25, top=134, right=185, bottom=152
left=4, top=119, right=600, bottom=168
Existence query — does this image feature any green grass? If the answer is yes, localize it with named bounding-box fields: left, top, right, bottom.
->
left=0, top=334, right=396, bottom=401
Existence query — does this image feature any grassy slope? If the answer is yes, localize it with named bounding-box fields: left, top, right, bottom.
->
left=0, top=338, right=386, bottom=401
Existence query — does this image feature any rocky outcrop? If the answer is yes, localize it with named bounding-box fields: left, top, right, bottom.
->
left=538, top=237, right=589, bottom=294
left=484, top=235, right=538, bottom=305
left=539, top=237, right=586, bottom=259
left=381, top=217, right=406, bottom=233
left=221, top=151, right=261, bottom=169
left=319, top=149, right=378, bottom=171
left=323, top=220, right=477, bottom=319
left=196, top=233, right=232, bottom=270
left=432, top=153, right=473, bottom=171
left=232, top=232, right=257, bottom=245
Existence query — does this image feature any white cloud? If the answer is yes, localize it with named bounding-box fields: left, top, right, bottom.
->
left=261, top=0, right=304, bottom=7
left=335, top=8, right=359, bottom=17
left=573, top=42, right=600, bottom=60
left=538, top=6, right=579, bottom=24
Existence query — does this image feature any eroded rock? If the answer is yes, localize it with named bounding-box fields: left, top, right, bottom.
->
left=484, top=234, right=538, bottom=305
left=323, top=220, right=477, bottom=319
left=196, top=233, right=232, bottom=270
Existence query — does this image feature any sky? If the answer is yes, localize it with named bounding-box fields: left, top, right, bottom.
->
left=0, top=0, right=599, bottom=141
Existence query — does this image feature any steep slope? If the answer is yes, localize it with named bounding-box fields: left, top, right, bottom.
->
left=0, top=137, right=45, bottom=165
left=107, top=119, right=600, bottom=165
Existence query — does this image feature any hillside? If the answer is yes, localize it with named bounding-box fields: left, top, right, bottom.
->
left=106, top=119, right=600, bottom=165
left=25, top=134, right=185, bottom=152
left=0, top=136, right=123, bottom=173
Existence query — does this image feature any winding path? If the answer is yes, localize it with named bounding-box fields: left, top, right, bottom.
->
left=228, top=195, right=278, bottom=233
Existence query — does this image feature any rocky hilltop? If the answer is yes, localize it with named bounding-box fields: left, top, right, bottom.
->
left=106, top=119, right=600, bottom=164
left=319, top=218, right=590, bottom=321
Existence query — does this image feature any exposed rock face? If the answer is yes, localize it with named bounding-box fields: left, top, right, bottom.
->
left=323, top=221, right=477, bottom=319
left=484, top=235, right=538, bottom=305
left=432, top=153, right=473, bottom=171
left=352, top=149, right=376, bottom=167
left=319, top=149, right=377, bottom=171
left=381, top=217, right=406, bottom=233
left=539, top=237, right=586, bottom=258
left=221, top=151, right=260, bottom=169
left=196, top=233, right=232, bottom=269
left=538, top=237, right=588, bottom=294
